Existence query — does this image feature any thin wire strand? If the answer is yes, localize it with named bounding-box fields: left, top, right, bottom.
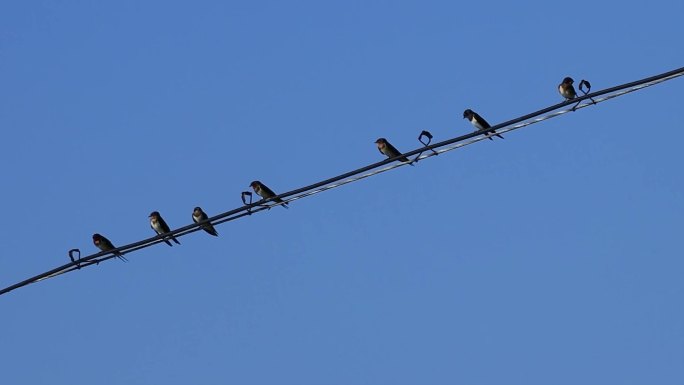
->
left=2, top=67, right=682, bottom=296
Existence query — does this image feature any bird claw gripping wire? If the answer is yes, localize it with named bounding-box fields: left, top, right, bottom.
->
left=68, top=249, right=81, bottom=268
left=412, top=130, right=438, bottom=163
left=241, top=191, right=254, bottom=213
left=579, top=79, right=597, bottom=104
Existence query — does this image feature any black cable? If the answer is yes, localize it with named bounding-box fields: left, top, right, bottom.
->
left=1, top=66, right=682, bottom=297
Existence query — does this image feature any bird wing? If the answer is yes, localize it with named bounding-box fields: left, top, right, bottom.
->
left=158, top=217, right=171, bottom=232
left=474, top=112, right=491, bottom=129
left=260, top=185, right=276, bottom=198
left=204, top=224, right=219, bottom=236
left=385, top=142, right=402, bottom=157
left=103, top=239, right=115, bottom=250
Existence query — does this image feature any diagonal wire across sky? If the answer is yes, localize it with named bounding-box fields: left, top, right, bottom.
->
left=2, top=66, right=683, bottom=297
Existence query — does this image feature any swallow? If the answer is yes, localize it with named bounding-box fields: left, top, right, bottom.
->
left=250, top=181, right=289, bottom=209
left=463, top=109, right=504, bottom=140
left=92, top=233, right=127, bottom=262
left=558, top=76, right=577, bottom=100
left=149, top=211, right=181, bottom=246
left=375, top=138, right=412, bottom=164
left=193, top=206, right=218, bottom=236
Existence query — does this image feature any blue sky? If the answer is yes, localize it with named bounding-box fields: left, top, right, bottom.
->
left=1, top=1, right=683, bottom=384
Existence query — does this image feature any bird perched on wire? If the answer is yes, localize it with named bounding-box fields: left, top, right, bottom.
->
left=463, top=109, right=503, bottom=140
left=149, top=211, right=181, bottom=246
left=375, top=138, right=412, bottom=164
left=558, top=76, right=577, bottom=100
left=192, top=207, right=218, bottom=237
left=250, top=181, right=289, bottom=209
left=92, top=233, right=128, bottom=262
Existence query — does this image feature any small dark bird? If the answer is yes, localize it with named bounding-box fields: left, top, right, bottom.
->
left=463, top=109, right=503, bottom=140
left=558, top=77, right=577, bottom=100
left=375, top=138, right=412, bottom=163
left=192, top=207, right=218, bottom=237
left=92, top=233, right=127, bottom=262
left=250, top=181, right=289, bottom=209
left=149, top=211, right=181, bottom=246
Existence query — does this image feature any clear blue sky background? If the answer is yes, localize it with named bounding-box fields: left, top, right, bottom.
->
left=1, top=1, right=683, bottom=384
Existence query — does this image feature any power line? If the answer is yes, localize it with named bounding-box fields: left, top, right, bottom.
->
left=2, top=66, right=683, bottom=297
